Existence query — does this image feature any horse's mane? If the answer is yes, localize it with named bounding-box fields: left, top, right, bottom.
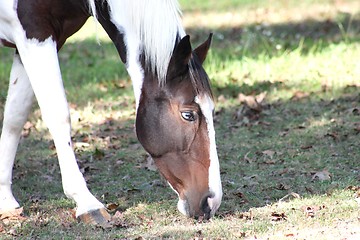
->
left=89, top=0, right=186, bottom=86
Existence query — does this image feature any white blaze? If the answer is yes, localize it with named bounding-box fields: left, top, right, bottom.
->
left=195, top=95, right=222, bottom=216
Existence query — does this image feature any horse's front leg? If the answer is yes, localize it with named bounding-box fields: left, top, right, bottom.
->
left=0, top=53, right=34, bottom=212
left=15, top=37, right=110, bottom=224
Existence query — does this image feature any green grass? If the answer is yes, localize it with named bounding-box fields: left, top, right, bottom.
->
left=1, top=0, right=359, bottom=239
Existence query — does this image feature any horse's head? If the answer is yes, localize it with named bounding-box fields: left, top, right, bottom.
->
left=136, top=34, right=222, bottom=219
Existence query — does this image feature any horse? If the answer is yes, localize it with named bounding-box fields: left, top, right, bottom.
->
left=0, top=0, right=222, bottom=224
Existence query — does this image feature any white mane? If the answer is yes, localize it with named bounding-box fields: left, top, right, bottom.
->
left=89, top=0, right=186, bottom=85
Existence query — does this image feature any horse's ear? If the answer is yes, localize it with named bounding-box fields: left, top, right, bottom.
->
left=194, top=33, right=213, bottom=64
left=167, top=35, right=192, bottom=80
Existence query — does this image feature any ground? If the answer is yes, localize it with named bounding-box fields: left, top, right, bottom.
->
left=0, top=0, right=359, bottom=239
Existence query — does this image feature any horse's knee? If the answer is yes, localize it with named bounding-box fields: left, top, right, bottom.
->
left=2, top=115, right=27, bottom=136
left=41, top=109, right=71, bottom=137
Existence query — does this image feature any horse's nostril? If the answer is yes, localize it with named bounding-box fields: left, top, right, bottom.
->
left=200, top=193, right=212, bottom=219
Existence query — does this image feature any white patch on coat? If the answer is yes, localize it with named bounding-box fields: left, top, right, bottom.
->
left=167, top=181, right=188, bottom=216
left=0, top=0, right=19, bottom=46
left=195, top=95, right=222, bottom=216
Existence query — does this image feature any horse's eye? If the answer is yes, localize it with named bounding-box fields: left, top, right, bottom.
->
left=181, top=111, right=196, bottom=122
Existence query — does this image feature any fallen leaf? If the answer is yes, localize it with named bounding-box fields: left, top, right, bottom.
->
left=74, top=142, right=90, bottom=149
left=279, top=192, right=301, bottom=202
left=346, top=186, right=360, bottom=192
left=271, top=212, right=287, bottom=221
left=300, top=145, right=313, bottom=150
left=312, top=169, right=332, bottom=181
left=278, top=168, right=289, bottom=175
left=106, top=203, right=119, bottom=212
left=137, top=155, right=157, bottom=171
left=354, top=123, right=360, bottom=134
left=290, top=91, right=309, bottom=101
left=325, top=132, right=339, bottom=141
left=351, top=107, right=359, bottom=116
left=93, top=148, right=105, bottom=159
left=232, top=190, right=249, bottom=204
left=238, top=92, right=266, bottom=112
left=302, top=206, right=319, bottom=218
left=234, top=92, right=267, bottom=125
left=237, top=232, right=247, bottom=238
left=239, top=211, right=253, bottom=220
left=262, top=150, right=276, bottom=159
left=243, top=151, right=254, bottom=163
left=115, top=160, right=124, bottom=165
left=279, top=129, right=290, bottom=137
left=6, top=227, right=18, bottom=236
left=275, top=183, right=290, bottom=190
left=263, top=159, right=276, bottom=164
left=0, top=207, right=26, bottom=223
left=243, top=175, right=259, bottom=181
left=21, top=121, right=34, bottom=137
left=109, top=211, right=129, bottom=228
left=55, top=208, right=75, bottom=228
left=295, top=125, right=306, bottom=129
left=285, top=233, right=295, bottom=237
left=305, top=186, right=315, bottom=194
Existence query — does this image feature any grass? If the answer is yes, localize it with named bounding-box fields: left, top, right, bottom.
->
left=0, top=0, right=359, bottom=239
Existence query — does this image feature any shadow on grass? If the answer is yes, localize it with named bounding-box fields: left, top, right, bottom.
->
left=187, top=12, right=360, bottom=58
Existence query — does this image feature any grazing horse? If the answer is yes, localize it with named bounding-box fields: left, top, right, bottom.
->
left=0, top=0, right=222, bottom=223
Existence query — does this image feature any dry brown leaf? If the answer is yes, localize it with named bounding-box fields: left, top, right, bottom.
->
left=346, top=186, right=360, bottom=192
left=243, top=151, right=254, bottom=163
left=271, top=212, right=287, bottom=221
left=146, top=156, right=157, bottom=171
left=276, top=183, right=290, bottom=190
left=312, top=169, right=332, bottom=181
left=21, top=121, right=34, bottom=138
left=264, top=159, right=277, bottom=164
left=325, top=132, right=339, bottom=141
left=262, top=150, right=276, bottom=159
left=0, top=207, right=26, bottom=223
left=305, top=186, right=315, bottom=194
left=278, top=168, right=289, bottom=175
left=106, top=203, right=119, bottom=212
left=74, top=142, right=90, bottom=149
left=279, top=192, right=301, bottom=202
left=239, top=211, right=253, bottom=220
left=290, top=91, right=310, bottom=101
left=110, top=211, right=129, bottom=228
left=279, top=128, right=290, bottom=137
left=354, top=122, right=360, bottom=134
left=232, top=190, right=249, bottom=204
left=300, top=145, right=313, bottom=150
left=234, top=92, right=267, bottom=125
left=137, top=155, right=157, bottom=171
left=23, top=121, right=34, bottom=130
left=302, top=205, right=320, bottom=218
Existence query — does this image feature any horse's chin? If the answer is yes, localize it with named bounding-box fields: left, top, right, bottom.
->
left=177, top=198, right=189, bottom=216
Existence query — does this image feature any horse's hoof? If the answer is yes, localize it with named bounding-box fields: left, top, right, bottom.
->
left=77, top=208, right=112, bottom=227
